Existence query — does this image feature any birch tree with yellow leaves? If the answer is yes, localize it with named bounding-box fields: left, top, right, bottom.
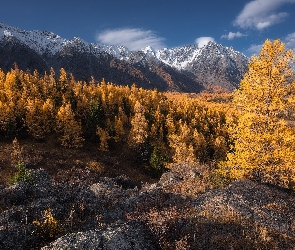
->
left=219, top=39, right=295, bottom=188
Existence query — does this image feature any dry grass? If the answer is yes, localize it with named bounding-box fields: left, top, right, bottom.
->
left=0, top=136, right=158, bottom=186
left=128, top=197, right=295, bottom=249
left=1, top=137, right=295, bottom=249
left=126, top=162, right=295, bottom=249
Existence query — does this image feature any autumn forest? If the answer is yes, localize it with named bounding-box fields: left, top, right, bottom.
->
left=0, top=39, right=295, bottom=190
left=2, top=36, right=295, bottom=250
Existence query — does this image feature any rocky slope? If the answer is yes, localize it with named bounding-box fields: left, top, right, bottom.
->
left=0, top=22, right=249, bottom=92
left=1, top=163, right=294, bottom=249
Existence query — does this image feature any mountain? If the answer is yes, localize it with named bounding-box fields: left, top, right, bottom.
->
left=157, top=43, right=249, bottom=90
left=0, top=22, right=249, bottom=92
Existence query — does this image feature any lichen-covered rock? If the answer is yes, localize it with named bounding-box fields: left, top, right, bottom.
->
left=0, top=169, right=143, bottom=249
left=1, top=165, right=295, bottom=249
left=193, top=180, right=295, bottom=238
left=42, top=222, right=155, bottom=250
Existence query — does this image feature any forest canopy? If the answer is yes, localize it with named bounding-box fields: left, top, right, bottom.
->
left=0, top=66, right=232, bottom=175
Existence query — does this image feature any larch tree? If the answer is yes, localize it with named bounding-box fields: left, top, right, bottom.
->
left=25, top=98, right=54, bottom=139
left=128, top=100, right=148, bottom=146
left=56, top=102, right=84, bottom=148
left=150, top=106, right=165, bottom=145
left=113, top=116, right=125, bottom=142
left=0, top=70, right=25, bottom=136
left=96, top=126, right=110, bottom=151
left=168, top=120, right=196, bottom=164
left=219, top=39, right=295, bottom=188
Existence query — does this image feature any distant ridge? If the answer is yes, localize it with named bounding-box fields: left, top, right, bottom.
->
left=0, top=22, right=249, bottom=92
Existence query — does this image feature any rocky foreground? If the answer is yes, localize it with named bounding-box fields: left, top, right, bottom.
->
left=1, top=163, right=295, bottom=249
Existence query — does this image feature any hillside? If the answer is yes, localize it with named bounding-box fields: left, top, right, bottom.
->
left=0, top=77, right=294, bottom=248
left=0, top=32, right=295, bottom=249
left=1, top=155, right=295, bottom=249
left=0, top=22, right=248, bottom=92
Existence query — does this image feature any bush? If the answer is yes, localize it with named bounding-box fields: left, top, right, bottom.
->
left=149, top=146, right=168, bottom=176
left=9, top=162, right=34, bottom=184
left=33, top=208, right=62, bottom=240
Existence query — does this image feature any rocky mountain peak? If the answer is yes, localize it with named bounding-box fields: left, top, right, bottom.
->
left=0, top=22, right=249, bottom=92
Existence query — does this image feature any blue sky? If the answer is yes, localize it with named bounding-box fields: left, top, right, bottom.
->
left=1, top=0, right=295, bottom=56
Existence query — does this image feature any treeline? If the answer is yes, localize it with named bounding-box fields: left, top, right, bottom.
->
left=0, top=67, right=233, bottom=171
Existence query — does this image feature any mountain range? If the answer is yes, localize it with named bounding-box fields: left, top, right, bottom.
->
left=0, top=22, right=249, bottom=92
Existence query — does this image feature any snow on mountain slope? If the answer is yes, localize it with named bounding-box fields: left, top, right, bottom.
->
left=155, top=45, right=201, bottom=69
left=0, top=22, right=249, bottom=91
left=154, top=42, right=248, bottom=72
left=0, top=22, right=67, bottom=55
left=0, top=22, right=133, bottom=59
left=0, top=22, right=247, bottom=69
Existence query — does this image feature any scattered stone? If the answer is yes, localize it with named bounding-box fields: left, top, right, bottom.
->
left=42, top=222, right=155, bottom=250
left=1, top=166, right=295, bottom=249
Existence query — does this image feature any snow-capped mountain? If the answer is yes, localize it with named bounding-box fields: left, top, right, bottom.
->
left=0, top=22, right=67, bottom=55
left=0, top=22, right=249, bottom=92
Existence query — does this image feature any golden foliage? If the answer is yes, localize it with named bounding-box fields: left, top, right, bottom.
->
left=56, top=102, right=84, bottom=148
left=168, top=120, right=196, bottom=164
left=113, top=116, right=125, bottom=142
left=25, top=98, right=54, bottom=139
left=219, top=39, right=295, bottom=188
left=0, top=66, right=231, bottom=168
left=33, top=208, right=61, bottom=239
left=96, top=126, right=110, bottom=151
left=128, top=101, right=149, bottom=145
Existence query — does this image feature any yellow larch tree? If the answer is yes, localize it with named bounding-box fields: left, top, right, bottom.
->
left=113, top=116, right=125, bottom=142
left=25, top=98, right=54, bottom=139
left=0, top=69, right=25, bottom=136
left=219, top=39, right=295, bottom=188
left=168, top=120, right=196, bottom=164
left=117, top=106, right=129, bottom=125
left=150, top=106, right=165, bottom=145
left=56, top=102, right=84, bottom=148
left=96, top=126, right=111, bottom=151
left=165, top=113, right=176, bottom=136
left=192, top=129, right=207, bottom=161
left=128, top=100, right=149, bottom=146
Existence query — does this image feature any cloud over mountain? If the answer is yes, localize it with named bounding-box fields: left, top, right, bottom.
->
left=195, top=37, right=215, bottom=48
left=96, top=28, right=165, bottom=50
left=246, top=44, right=263, bottom=55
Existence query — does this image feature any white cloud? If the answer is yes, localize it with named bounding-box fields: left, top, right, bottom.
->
left=246, top=44, right=263, bottom=55
left=285, top=32, right=295, bottom=49
left=96, top=28, right=165, bottom=50
left=234, top=0, right=295, bottom=30
left=221, top=31, right=247, bottom=40
left=195, top=37, right=215, bottom=48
